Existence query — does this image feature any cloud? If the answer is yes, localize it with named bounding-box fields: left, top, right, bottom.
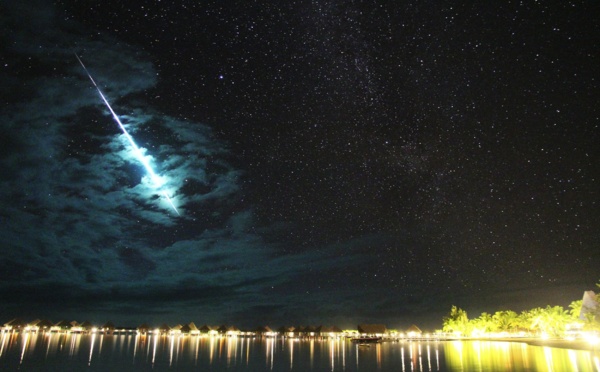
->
left=0, top=0, right=377, bottom=326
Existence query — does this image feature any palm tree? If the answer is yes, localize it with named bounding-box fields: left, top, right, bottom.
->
left=518, top=308, right=539, bottom=334
left=492, top=310, right=520, bottom=334
left=568, top=300, right=583, bottom=320
left=470, top=312, right=496, bottom=335
left=526, top=306, right=570, bottom=337
left=442, top=306, right=470, bottom=335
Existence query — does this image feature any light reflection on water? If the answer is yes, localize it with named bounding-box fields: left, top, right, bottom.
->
left=0, top=333, right=598, bottom=371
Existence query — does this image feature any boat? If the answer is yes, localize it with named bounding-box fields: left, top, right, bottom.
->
left=351, top=337, right=382, bottom=343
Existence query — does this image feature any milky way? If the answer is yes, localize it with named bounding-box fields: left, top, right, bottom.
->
left=0, top=1, right=598, bottom=328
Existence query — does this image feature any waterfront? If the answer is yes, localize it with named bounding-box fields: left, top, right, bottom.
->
left=0, top=332, right=599, bottom=371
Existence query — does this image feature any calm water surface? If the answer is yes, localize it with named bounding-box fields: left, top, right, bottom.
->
left=0, top=332, right=599, bottom=371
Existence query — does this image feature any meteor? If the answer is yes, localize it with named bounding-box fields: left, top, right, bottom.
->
left=75, top=54, right=180, bottom=216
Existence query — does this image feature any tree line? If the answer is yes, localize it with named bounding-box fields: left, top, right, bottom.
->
left=442, top=282, right=600, bottom=337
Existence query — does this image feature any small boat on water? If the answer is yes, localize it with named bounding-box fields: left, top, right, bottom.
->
left=351, top=337, right=382, bottom=344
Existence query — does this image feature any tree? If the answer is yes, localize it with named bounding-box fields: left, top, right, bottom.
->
left=470, top=312, right=497, bottom=335
left=492, top=310, right=520, bottom=333
left=568, top=300, right=583, bottom=320
left=439, top=279, right=600, bottom=337
left=519, top=308, right=541, bottom=334
left=525, top=306, right=571, bottom=337
left=442, top=306, right=470, bottom=335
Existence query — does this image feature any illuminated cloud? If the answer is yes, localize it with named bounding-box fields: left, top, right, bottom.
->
left=0, top=0, right=371, bottom=326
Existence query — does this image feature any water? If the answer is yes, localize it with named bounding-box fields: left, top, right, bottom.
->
left=0, top=332, right=598, bottom=371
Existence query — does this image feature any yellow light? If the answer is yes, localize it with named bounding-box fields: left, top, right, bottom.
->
left=584, top=333, right=599, bottom=345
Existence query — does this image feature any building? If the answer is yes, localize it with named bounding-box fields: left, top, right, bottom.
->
left=199, top=325, right=219, bottom=336
left=357, top=324, right=387, bottom=337
left=255, top=326, right=276, bottom=337
left=187, top=322, right=200, bottom=336
left=318, top=326, right=343, bottom=338
left=292, top=325, right=319, bottom=338
left=2, top=318, right=26, bottom=333
left=79, top=321, right=94, bottom=333
left=278, top=326, right=296, bottom=338
left=170, top=324, right=183, bottom=335
left=137, top=323, right=151, bottom=335
left=218, top=325, right=240, bottom=337
left=26, top=319, right=53, bottom=333
left=580, top=291, right=598, bottom=320
left=51, top=320, right=71, bottom=333
left=101, top=321, right=115, bottom=334
left=406, top=324, right=422, bottom=337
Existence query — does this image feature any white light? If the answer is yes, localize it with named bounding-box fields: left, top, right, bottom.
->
left=75, top=54, right=180, bottom=215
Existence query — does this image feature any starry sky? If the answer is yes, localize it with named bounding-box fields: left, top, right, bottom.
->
left=0, top=0, right=598, bottom=329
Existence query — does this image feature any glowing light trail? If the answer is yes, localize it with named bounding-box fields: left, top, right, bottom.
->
left=75, top=54, right=180, bottom=215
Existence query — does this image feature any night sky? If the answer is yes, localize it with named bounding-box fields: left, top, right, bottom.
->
left=1, top=0, right=598, bottom=330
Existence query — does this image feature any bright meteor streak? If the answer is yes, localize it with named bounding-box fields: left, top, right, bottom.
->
left=75, top=54, right=180, bottom=216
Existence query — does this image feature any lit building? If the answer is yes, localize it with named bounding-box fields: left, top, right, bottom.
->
left=26, top=319, right=53, bottom=333
left=51, top=320, right=71, bottom=333
left=199, top=325, right=219, bottom=336
left=79, top=321, right=94, bottom=333
left=278, top=326, right=296, bottom=338
left=255, top=326, right=276, bottom=337
left=218, top=325, right=240, bottom=337
left=580, top=291, right=598, bottom=320
left=2, top=318, right=26, bottom=333
left=137, top=323, right=151, bottom=335
left=170, top=324, right=183, bottom=335
left=357, top=324, right=387, bottom=337
left=156, top=323, right=170, bottom=335
left=101, top=321, right=115, bottom=334
left=406, top=324, right=422, bottom=338
left=317, top=326, right=344, bottom=338
left=187, top=322, right=200, bottom=336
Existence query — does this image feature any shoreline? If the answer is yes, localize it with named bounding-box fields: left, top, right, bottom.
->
left=474, top=337, right=600, bottom=352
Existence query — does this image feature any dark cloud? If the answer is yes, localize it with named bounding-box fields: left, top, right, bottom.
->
left=0, top=0, right=370, bottom=327
left=2, top=6, right=397, bottom=331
